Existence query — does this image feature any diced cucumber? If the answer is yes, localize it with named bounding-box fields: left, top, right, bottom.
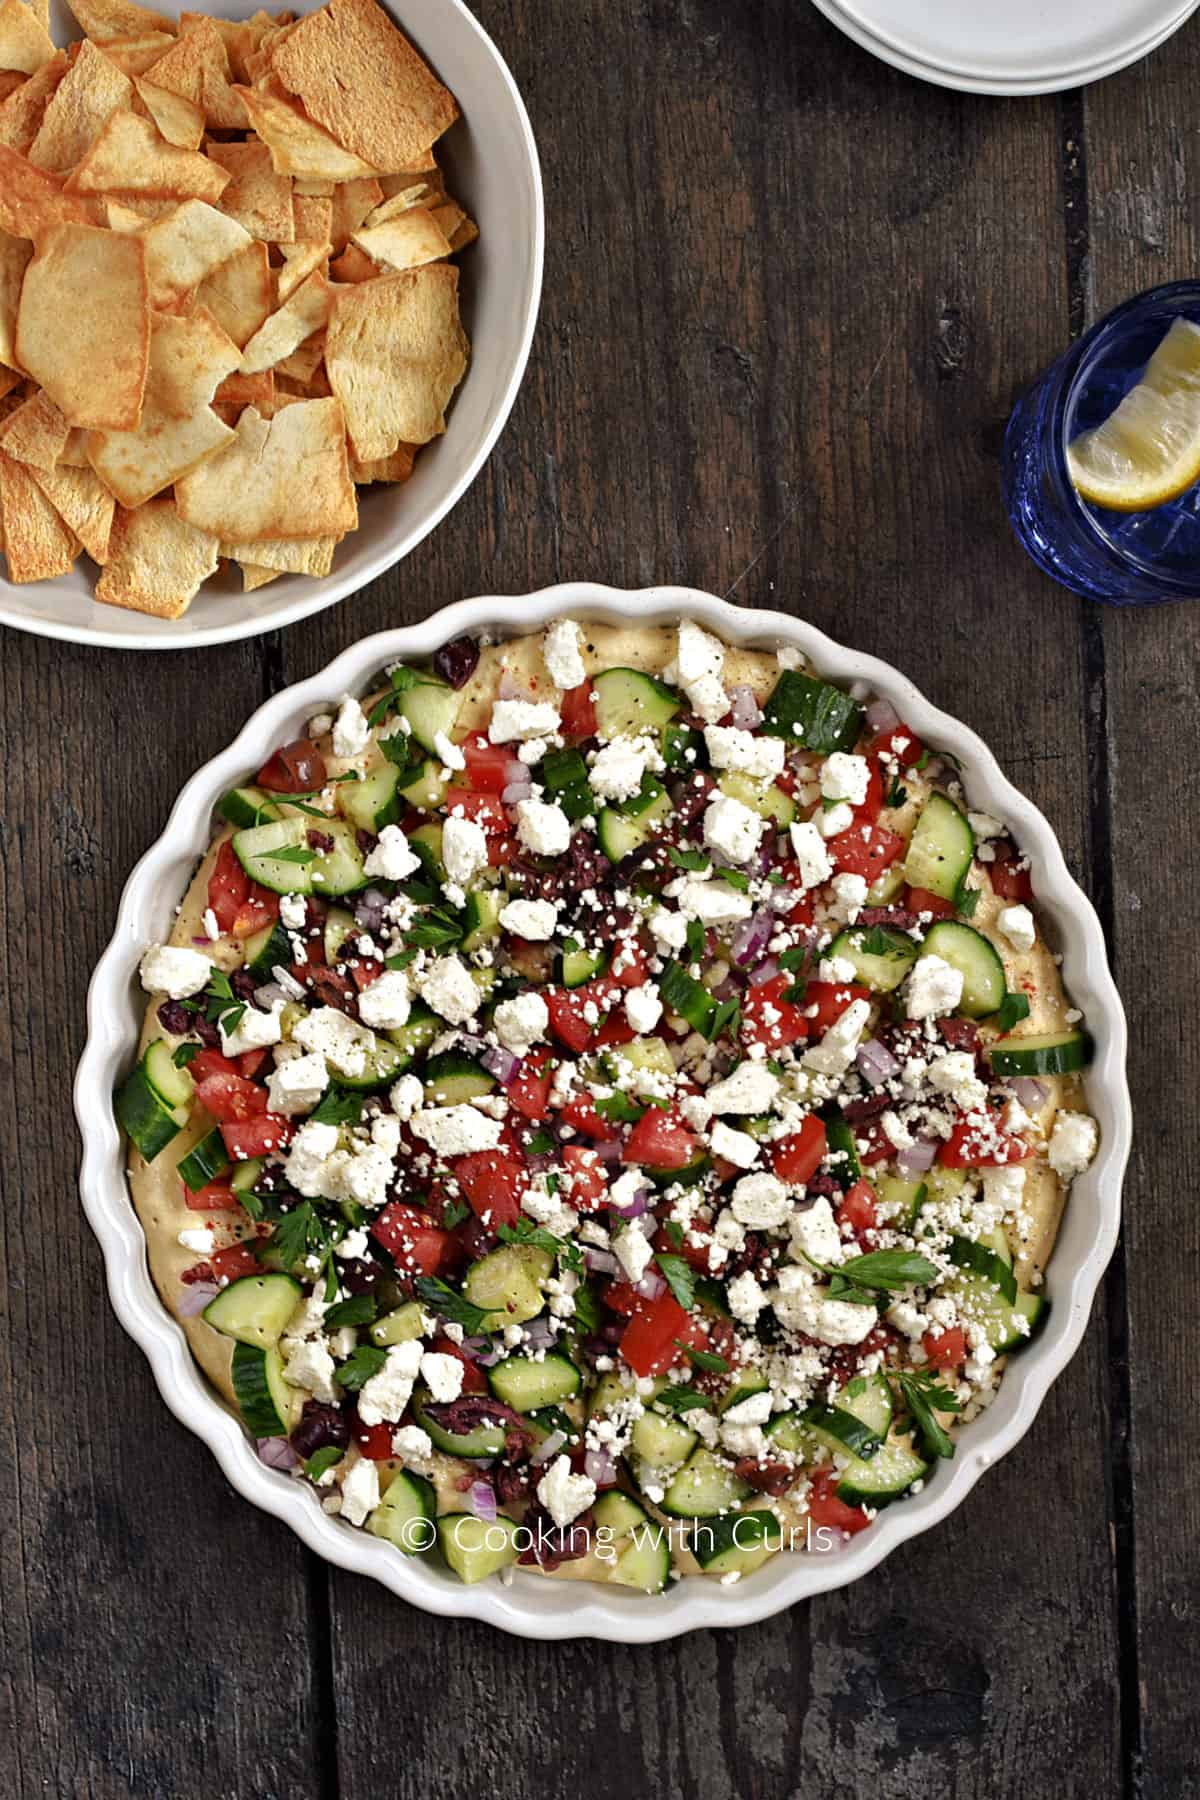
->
left=901, top=794, right=974, bottom=901
left=203, top=1272, right=302, bottom=1347
left=593, top=1490, right=650, bottom=1537
left=243, top=920, right=294, bottom=983
left=659, top=1448, right=754, bottom=1519
left=801, top=1401, right=885, bottom=1462
left=234, top=817, right=313, bottom=896
left=335, top=1037, right=408, bottom=1092
left=605, top=1035, right=677, bottom=1089
left=396, top=757, right=450, bottom=812
left=324, top=905, right=357, bottom=965
left=370, top=1301, right=429, bottom=1346
left=337, top=764, right=403, bottom=833
left=692, top=1507, right=783, bottom=1576
left=557, top=943, right=608, bottom=987
left=988, top=1028, right=1093, bottom=1077
left=463, top=1244, right=553, bottom=1331
left=230, top=1157, right=264, bottom=1195
left=218, top=785, right=280, bottom=829
left=821, top=1108, right=862, bottom=1186
left=394, top=676, right=462, bottom=756
left=541, top=747, right=594, bottom=821
left=763, top=1410, right=812, bottom=1457
left=144, top=1038, right=195, bottom=1110
left=944, top=1246, right=1048, bottom=1354
left=874, top=1172, right=927, bottom=1226
left=591, top=667, right=681, bottom=740
left=310, top=819, right=367, bottom=898
left=864, top=861, right=907, bottom=907
left=385, top=1002, right=441, bottom=1070
left=462, top=889, right=504, bottom=953
left=487, top=1351, right=581, bottom=1411
left=596, top=778, right=674, bottom=863
left=761, top=670, right=863, bottom=753
left=407, top=821, right=445, bottom=881
left=718, top=771, right=796, bottom=827
left=828, top=924, right=918, bottom=993
left=178, top=1125, right=230, bottom=1193
left=646, top=1152, right=711, bottom=1190
left=918, top=920, right=1006, bottom=1018
left=609, top=1518, right=671, bottom=1593
left=948, top=1234, right=1018, bottom=1306
left=115, top=1054, right=190, bottom=1162
left=230, top=1340, right=293, bottom=1436
left=630, top=1409, right=698, bottom=1468
left=662, top=723, right=704, bottom=769
left=437, top=1512, right=520, bottom=1583
left=588, top=1369, right=640, bottom=1417
left=833, top=1370, right=893, bottom=1436
left=412, top=1393, right=508, bottom=1458
left=833, top=1434, right=929, bottom=1507
left=719, top=1366, right=770, bottom=1413
left=368, top=1469, right=436, bottom=1551
left=421, top=1050, right=496, bottom=1106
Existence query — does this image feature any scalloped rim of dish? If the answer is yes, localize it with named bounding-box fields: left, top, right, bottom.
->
left=74, top=583, right=1131, bottom=1640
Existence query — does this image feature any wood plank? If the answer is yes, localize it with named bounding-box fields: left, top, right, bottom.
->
left=0, top=635, right=328, bottom=1799
left=1077, top=42, right=1200, bottom=1798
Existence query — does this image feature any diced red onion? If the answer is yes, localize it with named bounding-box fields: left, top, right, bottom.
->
left=178, top=1280, right=219, bottom=1316
left=897, top=1138, right=938, bottom=1175
left=191, top=934, right=213, bottom=946
left=634, top=1267, right=666, bottom=1301
left=865, top=697, right=901, bottom=735
left=469, top=1480, right=498, bottom=1521
left=856, top=1038, right=900, bottom=1086
left=499, top=672, right=532, bottom=702
left=729, top=684, right=762, bottom=730
left=530, top=1428, right=567, bottom=1466
left=354, top=887, right=390, bottom=932
left=584, top=1247, right=621, bottom=1277
left=502, top=775, right=534, bottom=806
left=749, top=956, right=781, bottom=988
left=609, top=1182, right=650, bottom=1219
left=590, top=1138, right=625, bottom=1163
left=457, top=1335, right=486, bottom=1361
left=256, top=1436, right=299, bottom=1472
left=1005, top=1076, right=1049, bottom=1110
left=584, top=1446, right=617, bottom=1487
left=475, top=1346, right=505, bottom=1368
left=712, top=975, right=741, bottom=1002
left=522, top=1316, right=558, bottom=1350
left=731, top=906, right=774, bottom=968
left=271, top=965, right=307, bottom=1001
left=481, top=1044, right=520, bottom=1085
left=254, top=981, right=290, bottom=1010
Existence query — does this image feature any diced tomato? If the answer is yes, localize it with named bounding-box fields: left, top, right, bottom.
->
left=851, top=761, right=884, bottom=827
left=622, top=1106, right=697, bottom=1170
left=194, top=1069, right=269, bottom=1124
left=806, top=1469, right=871, bottom=1535
left=452, top=1150, right=525, bottom=1229
left=560, top=1093, right=609, bottom=1139
left=836, top=1178, right=878, bottom=1241
left=827, top=821, right=906, bottom=880
left=743, top=971, right=810, bottom=1051
left=371, top=1201, right=453, bottom=1276
left=988, top=843, right=1034, bottom=903
left=221, top=1114, right=294, bottom=1159
left=429, top=1334, right=489, bottom=1394
left=507, top=1047, right=554, bottom=1122
left=545, top=987, right=594, bottom=1054
left=256, top=738, right=327, bottom=793
left=559, top=680, right=597, bottom=740
left=609, top=938, right=650, bottom=988
left=805, top=980, right=871, bottom=1032
left=207, top=839, right=250, bottom=934
left=349, top=958, right=385, bottom=991
left=232, top=888, right=278, bottom=939
left=562, top=1142, right=608, bottom=1210
left=236, top=1049, right=269, bottom=1079
left=854, top=1121, right=893, bottom=1167
left=905, top=885, right=957, bottom=921
left=653, top=1225, right=712, bottom=1273
left=939, top=1114, right=1031, bottom=1167
left=619, top=1291, right=692, bottom=1378
left=446, top=787, right=511, bottom=836
left=183, top=1180, right=241, bottom=1212
left=771, top=1115, right=827, bottom=1185
left=592, top=1011, right=638, bottom=1048
left=459, top=734, right=517, bottom=795
left=784, top=891, right=815, bottom=928
left=209, top=1242, right=261, bottom=1283
left=189, top=1048, right=241, bottom=1083
left=922, top=1324, right=968, bottom=1373
left=603, top=1280, right=642, bottom=1317
left=870, top=723, right=923, bottom=767
left=355, top=1421, right=400, bottom=1460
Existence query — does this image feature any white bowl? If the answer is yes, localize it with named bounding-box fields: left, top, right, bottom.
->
left=2, top=0, right=543, bottom=650
left=75, top=583, right=1131, bottom=1640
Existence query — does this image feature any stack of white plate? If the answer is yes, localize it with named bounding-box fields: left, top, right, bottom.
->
left=811, top=0, right=1199, bottom=94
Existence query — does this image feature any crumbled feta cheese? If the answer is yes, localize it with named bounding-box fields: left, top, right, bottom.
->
left=536, top=1453, right=596, bottom=1528
left=433, top=729, right=466, bottom=772
left=927, top=1050, right=989, bottom=1114
left=410, top=1104, right=504, bottom=1158
left=516, top=797, right=572, bottom=856
left=776, top=646, right=802, bottom=670
left=828, top=871, right=867, bottom=924
left=391, top=1424, right=434, bottom=1471
left=282, top=1336, right=339, bottom=1403
left=614, top=1224, right=654, bottom=1284
left=279, top=892, right=307, bottom=929
left=498, top=897, right=559, bottom=941
left=727, top=1270, right=767, bottom=1323
left=202, top=907, right=221, bottom=941
left=416, top=955, right=481, bottom=1024
left=673, top=878, right=754, bottom=924
left=707, top=1061, right=780, bottom=1115
left=1047, top=1110, right=1098, bottom=1181
left=818, top=801, right=854, bottom=838
left=905, top=954, right=964, bottom=1020
left=649, top=905, right=689, bottom=953
left=788, top=820, right=834, bottom=890
left=723, top=1389, right=773, bottom=1426
left=363, top=824, right=422, bottom=882
left=789, top=1196, right=842, bottom=1266
left=488, top=698, right=561, bottom=743
left=730, top=1171, right=790, bottom=1229
left=356, top=1340, right=423, bottom=1425
left=802, top=997, right=870, bottom=1076
left=968, top=811, right=1005, bottom=841
left=338, top=1456, right=380, bottom=1526
left=702, top=725, right=786, bottom=778
left=820, top=752, right=870, bottom=806
left=677, top=620, right=725, bottom=693
left=335, top=1227, right=370, bottom=1261
left=266, top=1049, right=330, bottom=1116
left=294, top=1006, right=376, bottom=1077
left=330, top=1138, right=395, bottom=1209
left=390, top=1072, right=424, bottom=1120
left=998, top=904, right=1036, bottom=954
left=420, top=1351, right=465, bottom=1403
left=219, top=997, right=285, bottom=1057
left=356, top=969, right=412, bottom=1031
left=285, top=1119, right=341, bottom=1197
left=703, top=791, right=764, bottom=864
left=139, top=943, right=211, bottom=999
left=589, top=737, right=651, bottom=802
left=178, top=1226, right=215, bottom=1253
left=720, top=1421, right=767, bottom=1458
left=332, top=694, right=370, bottom=758
left=709, top=1121, right=760, bottom=1169
left=624, top=983, right=663, bottom=1035
left=442, top=815, right=489, bottom=886
left=982, top=1164, right=1026, bottom=1210
left=543, top=619, right=587, bottom=690
left=494, top=991, right=550, bottom=1053
left=308, top=712, right=333, bottom=738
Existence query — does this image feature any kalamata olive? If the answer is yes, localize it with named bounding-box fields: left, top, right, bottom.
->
left=432, top=635, right=480, bottom=690
left=290, top=1401, right=350, bottom=1459
left=256, top=739, right=327, bottom=794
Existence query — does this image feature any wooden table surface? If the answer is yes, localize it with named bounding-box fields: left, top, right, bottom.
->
left=2, top=1, right=1194, bottom=1794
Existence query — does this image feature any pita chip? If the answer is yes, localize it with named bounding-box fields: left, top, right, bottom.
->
left=0, top=143, right=97, bottom=235
left=329, top=174, right=381, bottom=251
left=63, top=0, right=175, bottom=43
left=325, top=262, right=466, bottom=457
left=211, top=366, right=273, bottom=424
left=99, top=31, right=176, bottom=76
left=0, top=67, right=23, bottom=101
left=0, top=228, right=31, bottom=369
left=220, top=531, right=337, bottom=575
left=184, top=10, right=273, bottom=84
left=349, top=442, right=415, bottom=485
left=29, top=460, right=114, bottom=560
left=238, top=267, right=331, bottom=374
left=0, top=450, right=77, bottom=579
left=234, top=81, right=379, bottom=181
left=175, top=397, right=356, bottom=540
left=195, top=235, right=271, bottom=348
left=28, top=39, right=133, bottom=173
left=134, top=75, right=204, bottom=149
left=0, top=47, right=65, bottom=151
left=0, top=385, right=69, bottom=468
left=273, top=330, right=324, bottom=385
left=328, top=240, right=380, bottom=283
left=140, top=16, right=245, bottom=130
left=208, top=136, right=293, bottom=241
left=0, top=0, right=55, bottom=76
left=238, top=561, right=279, bottom=590
left=66, top=109, right=230, bottom=203
left=141, top=198, right=252, bottom=307
left=275, top=237, right=327, bottom=303
left=95, top=496, right=219, bottom=616
left=16, top=222, right=149, bottom=429
left=352, top=205, right=450, bottom=273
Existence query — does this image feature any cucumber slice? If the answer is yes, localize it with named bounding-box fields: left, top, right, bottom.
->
left=204, top=1273, right=302, bottom=1347
left=828, top=924, right=918, bottom=993
left=944, top=1248, right=1047, bottom=1354
left=718, top=771, right=796, bottom=827
left=144, top=1038, right=195, bottom=1109
left=834, top=1434, right=929, bottom=1507
left=230, top=1340, right=293, bottom=1436
left=902, top=793, right=974, bottom=901
left=385, top=1002, right=441, bottom=1070
left=462, top=889, right=504, bottom=953
left=610, top=1522, right=671, bottom=1593
left=591, top=667, right=681, bottom=740
left=230, top=1157, right=264, bottom=1195
left=692, top=1507, right=783, bottom=1576
left=918, top=921, right=1006, bottom=1018
left=596, top=778, right=674, bottom=863
left=541, top=747, right=594, bottom=821
left=395, top=676, right=462, bottom=756
left=593, top=1490, right=649, bottom=1538
left=437, top=1512, right=520, bottom=1583
left=421, top=1050, right=496, bottom=1106
left=310, top=819, right=367, bottom=898
left=370, top=1301, right=429, bottom=1347
left=947, top=1234, right=1018, bottom=1306
left=115, top=1056, right=189, bottom=1162
left=337, top=764, right=402, bottom=834
left=178, top=1125, right=231, bottom=1193
left=864, top=861, right=907, bottom=907
left=662, top=723, right=704, bottom=769
left=763, top=1410, right=812, bottom=1457
left=396, top=758, right=450, bottom=812
left=801, top=1402, right=885, bottom=1462
left=233, top=817, right=313, bottom=896
left=463, top=1244, right=553, bottom=1331
left=659, top=1448, right=754, bottom=1519
left=557, top=943, right=608, bottom=987
left=218, top=785, right=280, bottom=829
left=407, top=821, right=445, bottom=881
left=719, top=1366, right=769, bottom=1413
left=335, top=1037, right=408, bottom=1092
left=323, top=905, right=357, bottom=965
left=630, top=1409, right=698, bottom=1468
left=369, top=1469, right=437, bottom=1552
left=412, top=1393, right=509, bottom=1458
left=487, top=1351, right=581, bottom=1411
left=761, top=670, right=863, bottom=753
left=988, top=1028, right=1093, bottom=1077
left=874, top=1172, right=927, bottom=1226
left=243, top=920, right=293, bottom=983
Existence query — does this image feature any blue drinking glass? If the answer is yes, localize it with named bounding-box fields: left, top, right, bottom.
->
left=1003, top=280, right=1200, bottom=605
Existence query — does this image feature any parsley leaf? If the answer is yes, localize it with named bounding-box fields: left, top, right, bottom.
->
left=305, top=1446, right=344, bottom=1482
left=669, top=845, right=710, bottom=872
left=663, top=1219, right=685, bottom=1251
left=954, top=882, right=981, bottom=919
left=442, top=1197, right=470, bottom=1230
left=309, top=1086, right=363, bottom=1129
left=173, top=1042, right=201, bottom=1068
left=572, top=1281, right=599, bottom=1337
left=264, top=1201, right=336, bottom=1277
left=836, top=1249, right=940, bottom=1291
left=886, top=778, right=908, bottom=809
left=896, top=1368, right=960, bottom=1460
left=413, top=1276, right=491, bottom=1336
left=268, top=844, right=317, bottom=866
left=655, top=1385, right=713, bottom=1414
left=655, top=1253, right=697, bottom=1310
left=324, top=1293, right=378, bottom=1328
left=336, top=1345, right=388, bottom=1390
left=403, top=907, right=464, bottom=951
left=856, top=925, right=893, bottom=956
left=683, top=1343, right=729, bottom=1373
left=996, top=990, right=1031, bottom=1032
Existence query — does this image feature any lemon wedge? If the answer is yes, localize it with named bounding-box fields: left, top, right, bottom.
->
left=1067, top=316, right=1200, bottom=511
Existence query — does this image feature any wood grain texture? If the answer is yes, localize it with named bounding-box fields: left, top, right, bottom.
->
left=0, top=0, right=1159, bottom=1793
